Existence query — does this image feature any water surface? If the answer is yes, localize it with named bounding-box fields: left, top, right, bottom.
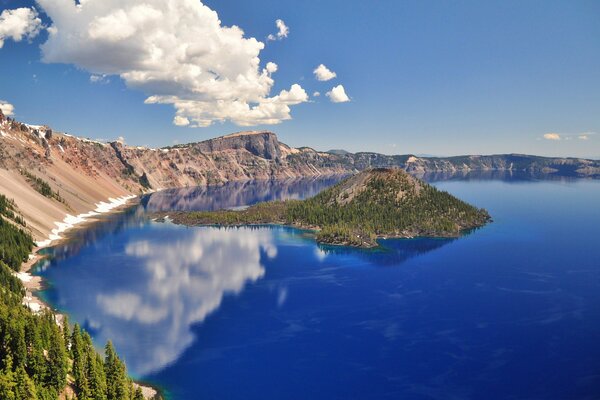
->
left=36, top=176, right=600, bottom=399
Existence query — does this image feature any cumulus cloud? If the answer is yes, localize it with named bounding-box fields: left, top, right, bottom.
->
left=267, top=19, right=289, bottom=41
left=265, top=61, right=278, bottom=74
left=173, top=115, right=190, bottom=127
left=0, top=7, right=43, bottom=49
left=313, top=91, right=320, bottom=97
left=326, top=85, right=351, bottom=103
left=90, top=74, right=110, bottom=84
left=0, top=100, right=15, bottom=116
left=35, top=1, right=307, bottom=127
left=313, top=64, right=337, bottom=81
left=543, top=133, right=561, bottom=141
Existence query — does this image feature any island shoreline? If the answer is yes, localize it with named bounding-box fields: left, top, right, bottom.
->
left=152, top=212, right=488, bottom=249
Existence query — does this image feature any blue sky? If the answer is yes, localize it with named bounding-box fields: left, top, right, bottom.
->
left=0, top=0, right=599, bottom=158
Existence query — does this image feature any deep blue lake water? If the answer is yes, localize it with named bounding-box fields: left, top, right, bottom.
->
left=35, top=176, right=600, bottom=400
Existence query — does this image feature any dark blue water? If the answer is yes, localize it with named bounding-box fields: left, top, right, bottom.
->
left=35, top=177, right=600, bottom=400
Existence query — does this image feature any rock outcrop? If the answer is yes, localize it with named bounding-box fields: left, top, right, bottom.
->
left=0, top=112, right=598, bottom=242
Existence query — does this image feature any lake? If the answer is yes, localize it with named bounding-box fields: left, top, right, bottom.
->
left=34, top=176, right=600, bottom=399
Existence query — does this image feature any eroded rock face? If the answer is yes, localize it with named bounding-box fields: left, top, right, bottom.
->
left=1, top=112, right=599, bottom=243
left=1, top=114, right=599, bottom=199
left=190, top=131, right=282, bottom=161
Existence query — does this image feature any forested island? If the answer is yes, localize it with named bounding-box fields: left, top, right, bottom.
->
left=157, top=168, right=491, bottom=248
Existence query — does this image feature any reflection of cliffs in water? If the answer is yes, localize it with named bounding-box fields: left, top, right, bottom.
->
left=319, top=237, right=456, bottom=266
left=38, top=177, right=344, bottom=265
left=142, top=176, right=346, bottom=212
left=37, top=205, right=148, bottom=266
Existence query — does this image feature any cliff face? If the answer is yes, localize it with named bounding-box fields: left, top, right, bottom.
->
left=0, top=115, right=349, bottom=241
left=187, top=131, right=282, bottom=160
left=0, top=109, right=598, bottom=242
left=114, top=132, right=348, bottom=189
left=335, top=153, right=600, bottom=178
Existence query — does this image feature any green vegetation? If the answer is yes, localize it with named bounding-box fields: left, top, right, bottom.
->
left=0, top=210, right=159, bottom=399
left=160, top=168, right=491, bottom=247
left=19, top=170, right=69, bottom=208
left=0, top=217, right=33, bottom=271
left=0, top=195, right=26, bottom=227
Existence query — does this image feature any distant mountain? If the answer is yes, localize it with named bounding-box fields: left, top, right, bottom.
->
left=0, top=108, right=598, bottom=243
left=326, top=149, right=351, bottom=155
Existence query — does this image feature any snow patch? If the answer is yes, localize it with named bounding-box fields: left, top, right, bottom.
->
left=35, top=195, right=136, bottom=248
left=24, top=299, right=42, bottom=313
left=16, top=272, right=33, bottom=282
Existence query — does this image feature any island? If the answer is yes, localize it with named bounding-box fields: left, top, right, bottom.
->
left=154, top=168, right=491, bottom=248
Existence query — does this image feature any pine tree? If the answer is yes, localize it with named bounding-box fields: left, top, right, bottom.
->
left=0, top=355, right=17, bottom=400
left=133, top=387, right=144, bottom=400
left=104, top=341, right=130, bottom=400
left=46, top=324, right=68, bottom=392
left=63, top=315, right=71, bottom=355
left=14, top=365, right=37, bottom=400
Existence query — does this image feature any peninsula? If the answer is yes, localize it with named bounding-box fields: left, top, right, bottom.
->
left=156, top=168, right=491, bottom=248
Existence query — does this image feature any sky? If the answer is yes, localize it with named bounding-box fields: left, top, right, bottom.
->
left=0, top=0, right=599, bottom=158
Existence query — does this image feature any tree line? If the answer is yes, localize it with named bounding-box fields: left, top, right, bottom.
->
left=0, top=206, right=155, bottom=399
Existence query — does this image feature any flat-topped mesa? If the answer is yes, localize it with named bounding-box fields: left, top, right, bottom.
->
left=191, top=130, right=282, bottom=161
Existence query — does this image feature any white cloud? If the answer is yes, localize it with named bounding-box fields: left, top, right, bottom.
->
left=265, top=61, right=278, bottom=74
left=313, top=91, right=320, bottom=97
left=35, top=1, right=307, bottom=127
left=326, top=85, right=351, bottom=103
left=578, top=132, right=596, bottom=140
left=0, top=7, right=43, bottom=49
left=543, top=133, right=561, bottom=141
left=173, top=115, right=190, bottom=126
left=267, top=19, right=289, bottom=41
left=276, top=84, right=309, bottom=104
left=90, top=74, right=110, bottom=84
left=0, top=100, right=15, bottom=116
left=313, top=64, right=337, bottom=81
left=542, top=132, right=598, bottom=141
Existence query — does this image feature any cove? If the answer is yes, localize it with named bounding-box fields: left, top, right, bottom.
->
left=35, top=176, right=600, bottom=399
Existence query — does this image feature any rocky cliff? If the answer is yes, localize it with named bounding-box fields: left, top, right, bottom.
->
left=0, top=108, right=598, bottom=242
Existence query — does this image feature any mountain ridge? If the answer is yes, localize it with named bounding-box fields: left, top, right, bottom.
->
left=0, top=108, right=598, bottom=243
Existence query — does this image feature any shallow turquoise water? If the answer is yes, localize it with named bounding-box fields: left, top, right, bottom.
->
left=36, top=177, right=600, bottom=399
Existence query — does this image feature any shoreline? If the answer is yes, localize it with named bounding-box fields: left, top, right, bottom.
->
left=152, top=214, right=478, bottom=249
left=18, top=194, right=139, bottom=310
left=16, top=194, right=161, bottom=400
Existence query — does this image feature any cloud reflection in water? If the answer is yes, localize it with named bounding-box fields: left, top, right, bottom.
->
left=94, top=226, right=276, bottom=375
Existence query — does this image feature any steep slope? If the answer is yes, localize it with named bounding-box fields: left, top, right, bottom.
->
left=0, top=110, right=349, bottom=243
left=1, top=108, right=598, bottom=243
left=0, top=112, right=136, bottom=242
